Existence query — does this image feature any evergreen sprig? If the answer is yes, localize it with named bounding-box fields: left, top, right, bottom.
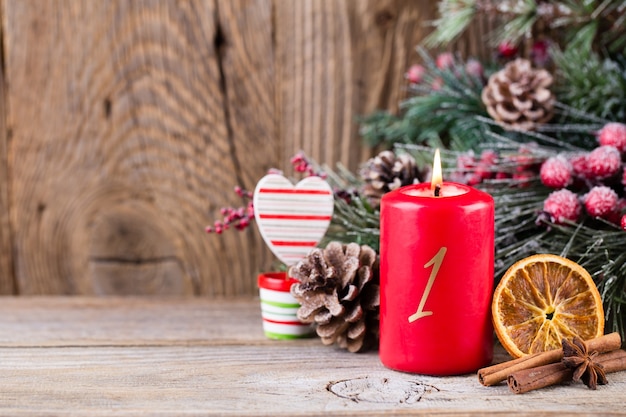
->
left=424, top=0, right=626, bottom=55
left=553, top=47, right=626, bottom=121
left=321, top=163, right=380, bottom=251
left=359, top=48, right=490, bottom=151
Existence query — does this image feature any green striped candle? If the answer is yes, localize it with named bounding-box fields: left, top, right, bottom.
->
left=257, top=272, right=313, bottom=339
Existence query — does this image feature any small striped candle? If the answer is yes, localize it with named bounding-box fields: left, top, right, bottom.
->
left=258, top=272, right=313, bottom=339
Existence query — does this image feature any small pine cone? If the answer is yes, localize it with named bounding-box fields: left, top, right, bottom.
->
left=289, top=241, right=379, bottom=353
left=481, top=58, right=554, bottom=131
left=361, top=150, right=420, bottom=209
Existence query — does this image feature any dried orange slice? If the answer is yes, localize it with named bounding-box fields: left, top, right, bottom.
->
left=492, top=254, right=604, bottom=358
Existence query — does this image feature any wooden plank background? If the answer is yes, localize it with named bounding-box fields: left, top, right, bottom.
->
left=0, top=0, right=488, bottom=296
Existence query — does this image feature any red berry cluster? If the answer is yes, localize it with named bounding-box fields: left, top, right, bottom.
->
left=452, top=147, right=540, bottom=186
left=540, top=123, right=626, bottom=229
left=290, top=152, right=327, bottom=178
left=205, top=186, right=254, bottom=234
left=405, top=52, right=484, bottom=90
left=497, top=40, right=550, bottom=67
left=206, top=152, right=329, bottom=235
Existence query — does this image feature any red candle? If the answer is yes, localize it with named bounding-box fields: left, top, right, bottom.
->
left=379, top=150, right=494, bottom=375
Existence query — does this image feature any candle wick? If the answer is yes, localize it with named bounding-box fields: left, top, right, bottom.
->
left=434, top=184, right=441, bottom=197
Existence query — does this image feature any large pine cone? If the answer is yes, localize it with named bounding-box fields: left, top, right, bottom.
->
left=289, top=241, right=379, bottom=353
left=361, top=150, right=420, bottom=209
left=481, top=58, right=554, bottom=131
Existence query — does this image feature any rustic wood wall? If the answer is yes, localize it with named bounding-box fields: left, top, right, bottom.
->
left=0, top=0, right=442, bottom=296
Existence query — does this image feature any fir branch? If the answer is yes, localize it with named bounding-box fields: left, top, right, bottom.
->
left=553, top=48, right=626, bottom=121
left=359, top=48, right=490, bottom=151
left=423, top=0, right=479, bottom=48
left=321, top=163, right=381, bottom=251
left=425, top=0, right=626, bottom=54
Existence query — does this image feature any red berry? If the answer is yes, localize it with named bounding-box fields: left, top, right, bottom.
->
left=597, top=122, right=626, bottom=153
left=531, top=40, right=550, bottom=67
left=431, top=77, right=444, bottom=91
left=436, top=52, right=454, bottom=69
left=465, top=59, right=484, bottom=78
left=621, top=214, right=626, bottom=231
left=406, top=64, right=425, bottom=84
left=587, top=146, right=621, bottom=179
left=569, top=153, right=589, bottom=178
left=457, top=153, right=476, bottom=170
left=543, top=189, right=581, bottom=224
left=466, top=173, right=482, bottom=186
left=540, top=156, right=572, bottom=188
left=480, top=150, right=497, bottom=165
left=513, top=171, right=534, bottom=187
left=608, top=199, right=626, bottom=224
left=498, top=41, right=518, bottom=58
left=474, top=164, right=493, bottom=180
left=584, top=186, right=618, bottom=218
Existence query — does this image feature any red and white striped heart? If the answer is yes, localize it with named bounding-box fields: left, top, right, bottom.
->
left=253, top=174, right=334, bottom=266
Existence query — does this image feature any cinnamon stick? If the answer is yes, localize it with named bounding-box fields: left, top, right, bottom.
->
left=478, top=332, right=622, bottom=386
left=507, top=349, right=626, bottom=394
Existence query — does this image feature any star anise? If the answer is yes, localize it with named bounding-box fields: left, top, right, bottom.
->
left=561, top=336, right=608, bottom=390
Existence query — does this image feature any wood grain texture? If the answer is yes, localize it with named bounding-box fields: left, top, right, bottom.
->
left=274, top=0, right=434, bottom=172
left=3, top=0, right=266, bottom=296
left=0, top=3, right=14, bottom=295
left=0, top=296, right=270, bottom=347
left=0, top=297, right=624, bottom=416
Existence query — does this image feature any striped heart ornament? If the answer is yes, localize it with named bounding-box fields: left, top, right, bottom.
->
left=253, top=174, right=334, bottom=266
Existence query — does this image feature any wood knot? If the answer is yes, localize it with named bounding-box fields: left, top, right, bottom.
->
left=87, top=203, right=189, bottom=295
left=327, top=376, right=438, bottom=404
left=374, top=10, right=395, bottom=30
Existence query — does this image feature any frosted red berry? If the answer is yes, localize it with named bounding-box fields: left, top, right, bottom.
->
left=540, top=156, right=572, bottom=188
left=569, top=153, right=589, bottom=179
left=406, top=64, right=425, bottom=84
left=584, top=186, right=618, bottom=218
left=543, top=189, right=581, bottom=224
left=621, top=215, right=626, bottom=231
left=436, top=52, right=454, bottom=69
left=431, top=77, right=444, bottom=91
left=465, top=59, right=484, bottom=78
left=587, top=146, right=621, bottom=179
left=597, top=122, right=626, bottom=153
left=480, top=150, right=497, bottom=165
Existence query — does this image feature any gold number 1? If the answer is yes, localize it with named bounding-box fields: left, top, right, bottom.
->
left=408, top=247, right=447, bottom=323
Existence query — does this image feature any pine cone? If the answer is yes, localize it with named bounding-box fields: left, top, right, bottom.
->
left=481, top=58, right=554, bottom=131
left=289, top=241, right=379, bottom=353
left=361, top=150, right=420, bottom=209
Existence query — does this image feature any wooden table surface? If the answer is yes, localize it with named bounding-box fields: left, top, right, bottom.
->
left=0, top=297, right=624, bottom=416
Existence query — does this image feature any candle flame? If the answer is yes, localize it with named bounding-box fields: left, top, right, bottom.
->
left=431, top=149, right=443, bottom=195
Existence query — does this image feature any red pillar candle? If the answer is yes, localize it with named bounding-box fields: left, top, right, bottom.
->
left=379, top=151, right=495, bottom=375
